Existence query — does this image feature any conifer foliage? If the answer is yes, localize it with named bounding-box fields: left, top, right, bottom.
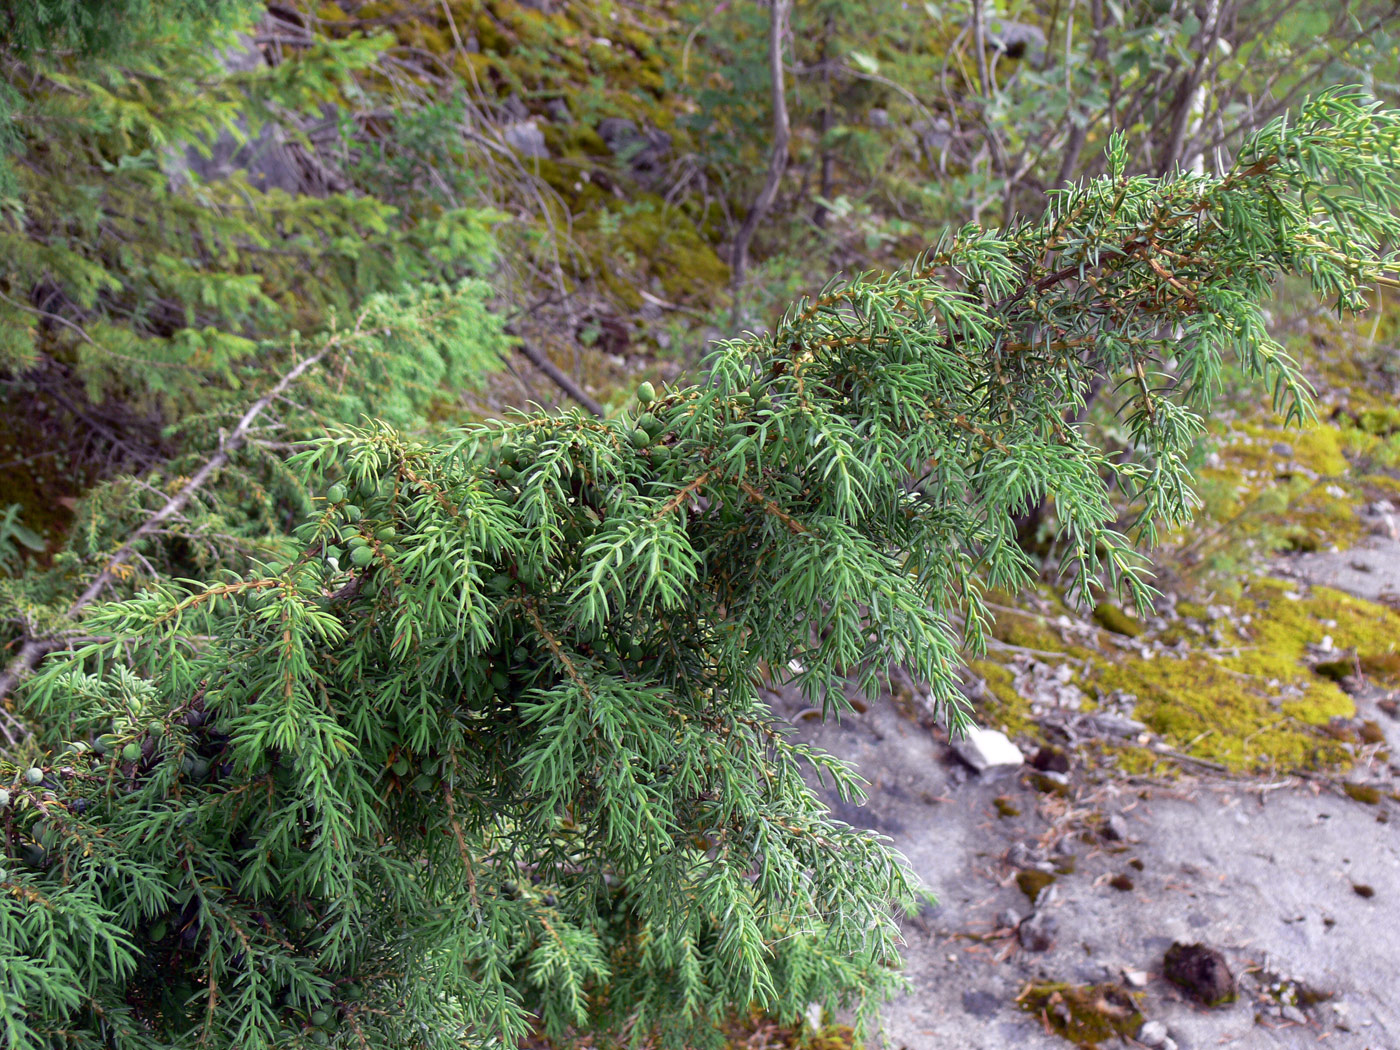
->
left=3, top=92, right=1400, bottom=1050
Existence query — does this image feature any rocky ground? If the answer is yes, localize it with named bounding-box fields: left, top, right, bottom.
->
left=778, top=533, right=1400, bottom=1050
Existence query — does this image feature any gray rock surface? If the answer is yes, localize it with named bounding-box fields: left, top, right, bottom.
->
left=596, top=118, right=672, bottom=182
left=777, top=627, right=1400, bottom=1048
left=1283, top=531, right=1400, bottom=603
left=986, top=19, right=1047, bottom=63
left=168, top=29, right=344, bottom=196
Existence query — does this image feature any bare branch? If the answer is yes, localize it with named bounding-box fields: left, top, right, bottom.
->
left=513, top=338, right=605, bottom=417
left=729, top=0, right=792, bottom=321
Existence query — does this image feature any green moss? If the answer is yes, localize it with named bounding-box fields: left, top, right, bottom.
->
left=994, top=796, right=1021, bottom=818
left=576, top=196, right=729, bottom=310
left=1075, top=579, right=1400, bottom=771
left=966, top=572, right=1400, bottom=776
left=540, top=122, right=610, bottom=159
left=1016, top=869, right=1056, bottom=904
left=1244, top=419, right=1349, bottom=475
left=1344, top=783, right=1382, bottom=805
left=1175, top=600, right=1209, bottom=620
left=1246, top=580, right=1400, bottom=664
left=1017, top=984, right=1145, bottom=1048
left=1092, top=603, right=1144, bottom=637
left=1353, top=407, right=1400, bottom=436
left=1091, top=654, right=1350, bottom=772
left=1179, top=414, right=1363, bottom=561
left=1360, top=472, right=1400, bottom=499
left=987, top=598, right=1067, bottom=652
left=969, top=660, right=1036, bottom=739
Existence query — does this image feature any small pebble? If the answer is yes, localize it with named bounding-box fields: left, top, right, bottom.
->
left=1103, top=813, right=1129, bottom=841
left=996, top=908, right=1023, bottom=930
left=1163, top=941, right=1236, bottom=1006
left=1123, top=969, right=1150, bottom=988
left=1281, top=1004, right=1307, bottom=1024
left=1018, top=911, right=1057, bottom=952
left=1137, top=1019, right=1169, bottom=1047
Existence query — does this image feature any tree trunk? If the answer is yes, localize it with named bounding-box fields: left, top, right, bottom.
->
left=813, top=14, right=835, bottom=229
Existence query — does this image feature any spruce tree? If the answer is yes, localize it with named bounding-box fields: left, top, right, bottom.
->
left=2, top=91, right=1399, bottom=1050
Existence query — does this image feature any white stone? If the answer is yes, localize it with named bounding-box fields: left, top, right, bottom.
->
left=1123, top=968, right=1150, bottom=988
left=804, top=1002, right=823, bottom=1031
left=952, top=727, right=1024, bottom=772
left=1137, top=1020, right=1169, bottom=1047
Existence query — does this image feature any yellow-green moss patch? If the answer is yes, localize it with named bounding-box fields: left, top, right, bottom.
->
left=1016, top=869, right=1056, bottom=904
left=969, top=659, right=1037, bottom=739
left=1092, top=603, right=1143, bottom=637
left=1017, top=984, right=1145, bottom=1049
left=1344, top=783, right=1382, bottom=805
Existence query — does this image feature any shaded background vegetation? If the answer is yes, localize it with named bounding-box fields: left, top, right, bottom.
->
left=3, top=1, right=1397, bottom=579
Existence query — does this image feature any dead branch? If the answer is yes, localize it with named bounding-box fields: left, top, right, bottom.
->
left=0, top=342, right=336, bottom=741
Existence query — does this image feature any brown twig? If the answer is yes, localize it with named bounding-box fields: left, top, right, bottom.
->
left=513, top=337, right=605, bottom=417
